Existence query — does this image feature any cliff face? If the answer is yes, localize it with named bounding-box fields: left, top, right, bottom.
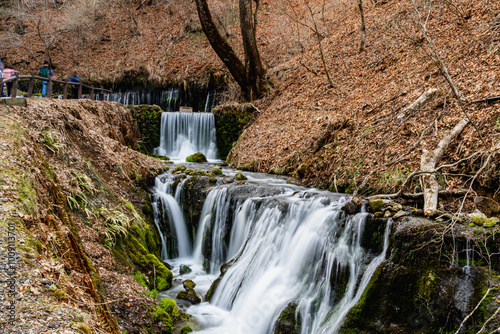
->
left=0, top=99, right=175, bottom=333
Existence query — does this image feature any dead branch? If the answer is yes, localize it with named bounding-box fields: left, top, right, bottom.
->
left=421, top=119, right=468, bottom=214
left=411, top=0, right=487, bottom=148
left=453, top=287, right=491, bottom=334
left=357, top=88, right=441, bottom=192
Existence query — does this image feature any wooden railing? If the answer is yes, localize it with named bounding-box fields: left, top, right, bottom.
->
left=0, top=73, right=112, bottom=100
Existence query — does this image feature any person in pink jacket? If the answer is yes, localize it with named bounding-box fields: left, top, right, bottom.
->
left=2, top=67, right=18, bottom=97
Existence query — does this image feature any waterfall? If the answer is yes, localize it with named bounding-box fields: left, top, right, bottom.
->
left=151, top=170, right=392, bottom=333
left=183, top=185, right=391, bottom=334
left=154, top=112, right=218, bottom=161
left=152, top=175, right=192, bottom=259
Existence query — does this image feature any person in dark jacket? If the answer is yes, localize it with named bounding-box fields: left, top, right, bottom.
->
left=68, top=72, right=81, bottom=99
left=38, top=60, right=54, bottom=98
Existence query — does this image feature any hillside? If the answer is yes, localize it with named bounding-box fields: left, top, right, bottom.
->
left=2, top=1, right=499, bottom=212
left=0, top=99, right=189, bottom=333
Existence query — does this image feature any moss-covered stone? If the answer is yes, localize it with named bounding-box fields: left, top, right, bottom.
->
left=129, top=105, right=163, bottom=154
left=235, top=172, right=247, bottom=181
left=180, top=325, right=193, bottom=334
left=209, top=167, right=223, bottom=175
left=274, top=302, right=301, bottom=334
left=173, top=164, right=188, bottom=174
left=186, top=152, right=207, bottom=163
left=213, top=103, right=258, bottom=160
left=368, top=198, right=386, bottom=213
left=125, top=234, right=173, bottom=291
left=176, top=280, right=201, bottom=304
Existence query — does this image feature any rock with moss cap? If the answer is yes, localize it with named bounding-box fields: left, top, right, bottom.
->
left=176, top=279, right=201, bottom=304
left=173, top=164, right=188, bottom=174
left=180, top=325, right=193, bottom=334
left=186, top=152, right=208, bottom=163
left=235, top=172, right=247, bottom=181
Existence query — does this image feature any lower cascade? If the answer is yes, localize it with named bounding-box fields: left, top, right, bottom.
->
left=155, top=112, right=218, bottom=161
left=152, top=169, right=392, bottom=333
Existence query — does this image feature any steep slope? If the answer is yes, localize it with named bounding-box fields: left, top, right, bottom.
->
left=0, top=99, right=183, bottom=333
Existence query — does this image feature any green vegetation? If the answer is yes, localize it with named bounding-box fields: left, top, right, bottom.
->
left=186, top=152, right=207, bottom=163
left=235, top=172, right=247, bottom=180
left=213, top=103, right=257, bottom=160
left=129, top=105, right=163, bottom=154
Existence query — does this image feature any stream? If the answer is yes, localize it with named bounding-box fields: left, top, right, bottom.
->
left=148, top=111, right=392, bottom=333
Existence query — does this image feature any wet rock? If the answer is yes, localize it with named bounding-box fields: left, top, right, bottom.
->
left=173, top=165, right=187, bottom=174
left=235, top=172, right=247, bottom=181
left=176, top=279, right=201, bottom=304
left=341, top=197, right=362, bottom=215
left=393, top=210, right=408, bottom=219
left=186, top=152, right=207, bottom=163
left=179, top=264, right=192, bottom=275
left=274, top=302, right=301, bottom=334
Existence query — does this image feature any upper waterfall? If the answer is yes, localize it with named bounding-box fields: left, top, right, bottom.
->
left=154, top=112, right=218, bottom=161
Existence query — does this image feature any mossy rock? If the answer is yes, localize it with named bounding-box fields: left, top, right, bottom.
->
left=173, top=165, right=188, bottom=173
left=235, top=172, right=247, bottom=181
left=180, top=325, right=193, bottom=334
left=129, top=105, right=163, bottom=154
left=151, top=153, right=170, bottom=161
left=212, top=103, right=258, bottom=160
left=368, top=198, right=386, bottom=213
left=186, top=152, right=208, bottom=163
left=125, top=234, right=173, bottom=291
left=185, top=169, right=208, bottom=176
left=274, top=302, right=301, bottom=334
left=209, top=167, right=223, bottom=175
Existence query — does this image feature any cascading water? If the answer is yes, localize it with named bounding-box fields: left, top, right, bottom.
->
left=107, top=87, right=217, bottom=111
left=152, top=174, right=192, bottom=259
left=154, top=112, right=218, bottom=161
left=152, top=169, right=393, bottom=334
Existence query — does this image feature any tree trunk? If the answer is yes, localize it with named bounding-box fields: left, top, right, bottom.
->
left=421, top=119, right=469, bottom=214
left=357, top=0, right=366, bottom=53
left=194, top=0, right=267, bottom=100
left=239, top=0, right=267, bottom=99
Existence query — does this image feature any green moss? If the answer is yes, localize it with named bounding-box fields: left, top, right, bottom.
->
left=213, top=103, right=257, bottom=160
left=149, top=305, right=173, bottom=334
left=180, top=325, right=193, bottom=334
left=186, top=152, right=208, bottom=163
left=274, top=302, right=301, bottom=334
left=369, top=199, right=385, bottom=212
left=173, top=165, right=188, bottom=173
left=235, top=172, right=247, bottom=180
left=484, top=217, right=499, bottom=228
left=129, top=105, right=163, bottom=154
left=209, top=167, right=223, bottom=175
left=471, top=214, right=488, bottom=226
left=185, top=169, right=208, bottom=176
left=126, top=234, right=173, bottom=291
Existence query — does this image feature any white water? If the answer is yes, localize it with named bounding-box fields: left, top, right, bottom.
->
left=154, top=112, right=218, bottom=161
left=187, top=189, right=391, bottom=334
left=152, top=175, right=192, bottom=259
left=152, top=170, right=392, bottom=334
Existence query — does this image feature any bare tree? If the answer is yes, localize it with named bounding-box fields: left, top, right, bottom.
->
left=194, top=0, right=269, bottom=101
left=357, top=0, right=366, bottom=52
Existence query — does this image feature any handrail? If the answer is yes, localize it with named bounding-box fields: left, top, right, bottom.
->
left=0, top=72, right=112, bottom=100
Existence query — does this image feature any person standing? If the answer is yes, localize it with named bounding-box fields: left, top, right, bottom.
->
left=0, top=58, right=4, bottom=98
left=69, top=72, right=81, bottom=99
left=38, top=60, right=54, bottom=98
left=2, top=67, right=18, bottom=97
